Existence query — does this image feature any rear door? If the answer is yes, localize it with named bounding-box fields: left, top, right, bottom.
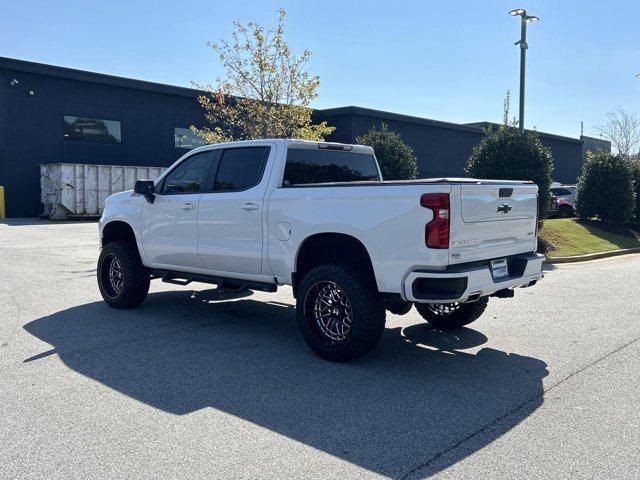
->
left=140, top=150, right=214, bottom=269
left=196, top=145, right=272, bottom=274
left=449, top=183, right=538, bottom=264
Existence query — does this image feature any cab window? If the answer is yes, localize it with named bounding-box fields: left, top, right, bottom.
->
left=213, top=147, right=270, bottom=192
left=283, top=148, right=380, bottom=186
left=161, top=152, right=213, bottom=194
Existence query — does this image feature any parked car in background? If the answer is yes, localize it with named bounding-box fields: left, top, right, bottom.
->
left=549, top=185, right=576, bottom=218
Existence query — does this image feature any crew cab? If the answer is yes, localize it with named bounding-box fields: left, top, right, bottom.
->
left=98, top=139, right=544, bottom=361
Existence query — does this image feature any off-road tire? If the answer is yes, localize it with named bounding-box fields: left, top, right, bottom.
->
left=296, top=263, right=386, bottom=362
left=97, top=241, right=150, bottom=309
left=415, top=297, right=489, bottom=329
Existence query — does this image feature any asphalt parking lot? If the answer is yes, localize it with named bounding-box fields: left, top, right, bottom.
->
left=1, top=219, right=639, bottom=479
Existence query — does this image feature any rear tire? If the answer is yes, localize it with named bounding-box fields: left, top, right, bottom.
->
left=296, top=263, right=386, bottom=362
left=98, top=241, right=150, bottom=309
left=415, top=297, right=489, bottom=329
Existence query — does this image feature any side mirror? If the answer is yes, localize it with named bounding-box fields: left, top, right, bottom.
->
left=134, top=180, right=155, bottom=203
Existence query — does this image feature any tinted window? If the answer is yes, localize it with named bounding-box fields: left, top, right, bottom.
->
left=551, top=188, right=572, bottom=196
left=283, top=149, right=380, bottom=186
left=214, top=147, right=269, bottom=192
left=175, top=127, right=206, bottom=149
left=162, top=152, right=212, bottom=194
left=63, top=115, right=121, bottom=143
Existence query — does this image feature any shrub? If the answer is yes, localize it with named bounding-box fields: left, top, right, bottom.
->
left=575, top=151, right=635, bottom=225
left=628, top=159, right=640, bottom=224
left=466, top=124, right=554, bottom=220
left=356, top=123, right=418, bottom=180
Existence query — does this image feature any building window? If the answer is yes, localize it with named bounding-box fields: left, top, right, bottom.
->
left=63, top=116, right=121, bottom=144
left=175, top=127, right=206, bottom=149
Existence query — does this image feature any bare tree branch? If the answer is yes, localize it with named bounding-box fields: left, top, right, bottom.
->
left=595, top=106, right=640, bottom=158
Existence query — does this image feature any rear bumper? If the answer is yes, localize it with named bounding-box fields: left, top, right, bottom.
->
left=403, top=252, right=544, bottom=303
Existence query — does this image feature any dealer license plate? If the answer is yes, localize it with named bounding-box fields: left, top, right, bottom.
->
left=490, top=258, right=509, bottom=279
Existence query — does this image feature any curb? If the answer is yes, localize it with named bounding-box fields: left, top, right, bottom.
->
left=545, top=247, right=640, bottom=264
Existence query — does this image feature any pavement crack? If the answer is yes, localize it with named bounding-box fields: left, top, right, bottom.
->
left=543, top=336, right=639, bottom=396
left=399, top=336, right=640, bottom=480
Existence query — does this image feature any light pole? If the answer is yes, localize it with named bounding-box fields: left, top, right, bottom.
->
left=509, top=9, right=539, bottom=134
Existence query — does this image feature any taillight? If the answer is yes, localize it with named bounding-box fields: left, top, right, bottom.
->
left=420, top=193, right=450, bottom=249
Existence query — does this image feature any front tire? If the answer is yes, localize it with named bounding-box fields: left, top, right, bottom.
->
left=415, top=297, right=489, bottom=329
left=97, top=242, right=150, bottom=309
left=296, top=263, right=386, bottom=362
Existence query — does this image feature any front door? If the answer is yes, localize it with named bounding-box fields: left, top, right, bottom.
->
left=140, top=150, right=214, bottom=269
left=197, top=146, right=272, bottom=275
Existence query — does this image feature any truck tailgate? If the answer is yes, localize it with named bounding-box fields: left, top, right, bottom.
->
left=449, top=183, right=538, bottom=264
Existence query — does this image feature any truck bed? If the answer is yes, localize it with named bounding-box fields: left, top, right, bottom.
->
left=282, top=177, right=535, bottom=188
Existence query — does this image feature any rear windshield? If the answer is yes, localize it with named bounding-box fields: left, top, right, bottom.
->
left=283, top=148, right=380, bottom=186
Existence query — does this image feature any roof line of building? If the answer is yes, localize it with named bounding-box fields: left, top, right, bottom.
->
left=0, top=56, right=204, bottom=98
left=314, top=106, right=485, bottom=134
left=0, top=56, right=594, bottom=145
left=463, top=121, right=583, bottom=144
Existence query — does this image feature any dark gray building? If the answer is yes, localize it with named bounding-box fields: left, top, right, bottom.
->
left=0, top=56, right=609, bottom=217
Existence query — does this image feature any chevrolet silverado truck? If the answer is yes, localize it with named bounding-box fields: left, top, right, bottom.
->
left=97, top=139, right=544, bottom=361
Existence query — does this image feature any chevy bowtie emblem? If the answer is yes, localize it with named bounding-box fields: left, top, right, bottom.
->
left=497, top=203, right=512, bottom=214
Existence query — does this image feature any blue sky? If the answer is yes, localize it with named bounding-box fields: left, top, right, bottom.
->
left=2, top=0, right=638, bottom=138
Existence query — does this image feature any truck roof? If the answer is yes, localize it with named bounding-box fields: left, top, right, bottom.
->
left=187, top=139, right=374, bottom=155
left=182, top=139, right=535, bottom=187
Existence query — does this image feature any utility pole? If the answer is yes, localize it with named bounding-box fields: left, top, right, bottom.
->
left=509, top=9, right=539, bottom=134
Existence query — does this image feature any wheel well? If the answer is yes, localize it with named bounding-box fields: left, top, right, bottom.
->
left=102, top=221, right=137, bottom=248
left=293, top=233, right=376, bottom=297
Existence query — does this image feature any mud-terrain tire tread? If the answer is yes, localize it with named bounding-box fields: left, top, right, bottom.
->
left=296, top=263, right=386, bottom=362
left=97, top=241, right=150, bottom=309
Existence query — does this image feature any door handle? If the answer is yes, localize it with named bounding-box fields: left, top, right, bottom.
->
left=181, top=202, right=196, bottom=210
left=241, top=202, right=259, bottom=211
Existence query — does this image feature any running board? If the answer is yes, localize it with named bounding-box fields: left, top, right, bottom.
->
left=153, top=269, right=277, bottom=293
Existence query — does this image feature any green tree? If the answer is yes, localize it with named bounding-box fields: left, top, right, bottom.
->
left=191, top=9, right=334, bottom=143
left=466, top=94, right=553, bottom=220
left=576, top=151, right=635, bottom=225
left=630, top=159, right=640, bottom=224
left=356, top=123, right=418, bottom=180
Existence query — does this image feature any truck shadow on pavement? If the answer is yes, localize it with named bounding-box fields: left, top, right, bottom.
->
left=24, top=290, right=548, bottom=479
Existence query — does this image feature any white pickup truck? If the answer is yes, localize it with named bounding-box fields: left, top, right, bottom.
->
left=98, top=139, right=544, bottom=361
